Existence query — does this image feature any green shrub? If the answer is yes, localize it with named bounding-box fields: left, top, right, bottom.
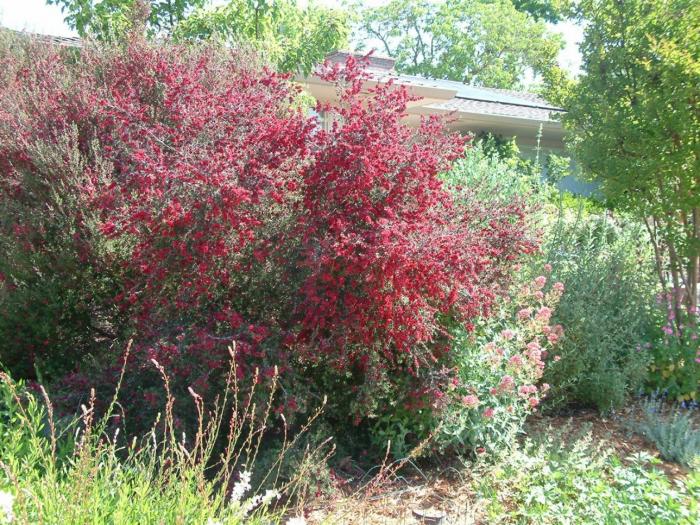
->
left=540, top=207, right=658, bottom=412
left=478, top=426, right=700, bottom=524
left=443, top=140, right=550, bottom=206
left=647, top=314, right=700, bottom=402
left=628, top=396, right=700, bottom=468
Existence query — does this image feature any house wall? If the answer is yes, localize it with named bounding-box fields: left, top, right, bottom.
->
left=517, top=143, right=598, bottom=196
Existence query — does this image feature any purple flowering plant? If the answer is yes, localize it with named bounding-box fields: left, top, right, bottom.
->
left=648, top=295, right=700, bottom=402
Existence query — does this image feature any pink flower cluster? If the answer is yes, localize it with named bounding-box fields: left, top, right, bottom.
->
left=536, top=306, right=552, bottom=322
left=517, top=308, right=532, bottom=320
left=501, top=329, right=516, bottom=341
left=451, top=268, right=565, bottom=431
left=498, top=374, right=515, bottom=392
left=462, top=394, right=480, bottom=408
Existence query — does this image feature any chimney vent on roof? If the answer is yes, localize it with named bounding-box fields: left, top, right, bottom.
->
left=324, top=51, right=395, bottom=72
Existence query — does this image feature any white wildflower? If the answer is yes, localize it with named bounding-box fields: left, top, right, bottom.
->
left=230, top=470, right=252, bottom=505
left=242, top=494, right=262, bottom=516
left=0, top=490, right=14, bottom=523
left=241, top=488, right=281, bottom=516
left=285, top=517, right=306, bottom=525
left=205, top=519, right=222, bottom=525
left=261, top=489, right=280, bottom=506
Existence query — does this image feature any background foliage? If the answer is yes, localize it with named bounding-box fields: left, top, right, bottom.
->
left=354, top=0, right=563, bottom=89
left=46, top=0, right=349, bottom=73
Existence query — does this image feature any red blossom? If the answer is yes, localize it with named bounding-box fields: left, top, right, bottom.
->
left=0, top=38, right=534, bottom=427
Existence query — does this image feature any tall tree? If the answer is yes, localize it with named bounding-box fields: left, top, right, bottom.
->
left=564, top=0, right=700, bottom=328
left=175, top=0, right=348, bottom=74
left=46, top=0, right=349, bottom=73
left=354, top=0, right=563, bottom=89
left=511, top=0, right=570, bottom=23
left=46, top=0, right=206, bottom=36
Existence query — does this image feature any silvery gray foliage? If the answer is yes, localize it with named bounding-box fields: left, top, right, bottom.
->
left=629, top=396, right=700, bottom=468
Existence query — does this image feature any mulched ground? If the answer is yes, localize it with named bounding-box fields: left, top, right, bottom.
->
left=527, top=404, right=690, bottom=481
left=303, top=400, right=697, bottom=524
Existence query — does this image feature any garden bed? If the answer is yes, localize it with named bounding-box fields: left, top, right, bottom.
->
left=306, top=403, right=698, bottom=524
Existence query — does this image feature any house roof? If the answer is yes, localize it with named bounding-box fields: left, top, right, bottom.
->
left=398, top=77, right=563, bottom=123
left=1, top=28, right=82, bottom=47
left=428, top=94, right=562, bottom=123
left=318, top=51, right=565, bottom=124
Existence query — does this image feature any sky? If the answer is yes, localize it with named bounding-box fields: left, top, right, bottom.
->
left=0, top=0, right=583, bottom=74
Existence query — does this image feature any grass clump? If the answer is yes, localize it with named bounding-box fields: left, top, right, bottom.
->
left=0, top=347, right=329, bottom=525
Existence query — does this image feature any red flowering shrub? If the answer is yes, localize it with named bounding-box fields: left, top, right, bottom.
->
left=293, top=61, right=536, bottom=418
left=0, top=37, right=128, bottom=379
left=0, top=35, right=535, bottom=436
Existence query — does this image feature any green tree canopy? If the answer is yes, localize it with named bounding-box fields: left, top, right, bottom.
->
left=564, top=0, right=700, bottom=319
left=174, top=0, right=348, bottom=74
left=511, top=0, right=570, bottom=23
left=46, top=0, right=349, bottom=73
left=353, top=0, right=564, bottom=89
left=46, top=0, right=206, bottom=36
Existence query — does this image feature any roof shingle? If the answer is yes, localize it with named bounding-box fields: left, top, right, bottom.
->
left=430, top=97, right=564, bottom=122
left=1, top=28, right=82, bottom=47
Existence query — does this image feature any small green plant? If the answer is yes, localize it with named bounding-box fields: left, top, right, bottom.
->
left=478, top=426, right=700, bottom=524
left=368, top=395, right=439, bottom=459
left=627, top=396, right=700, bottom=468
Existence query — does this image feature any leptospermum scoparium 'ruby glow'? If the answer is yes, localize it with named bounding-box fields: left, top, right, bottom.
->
left=0, top=37, right=534, bottom=430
